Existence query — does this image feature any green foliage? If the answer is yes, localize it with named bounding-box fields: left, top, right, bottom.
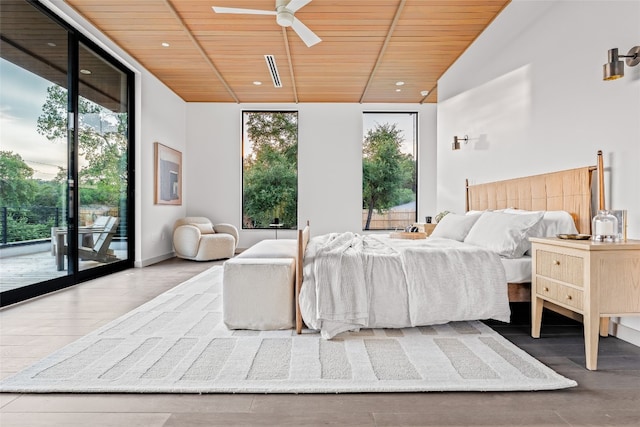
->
left=4, top=211, right=56, bottom=242
left=0, top=151, right=37, bottom=207
left=362, top=122, right=416, bottom=230
left=243, top=112, right=298, bottom=229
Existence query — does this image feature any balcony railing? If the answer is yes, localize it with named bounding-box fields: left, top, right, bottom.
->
left=0, top=206, right=121, bottom=246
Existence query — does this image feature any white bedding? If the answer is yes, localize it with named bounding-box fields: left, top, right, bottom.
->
left=299, top=233, right=511, bottom=339
left=502, top=256, right=531, bottom=283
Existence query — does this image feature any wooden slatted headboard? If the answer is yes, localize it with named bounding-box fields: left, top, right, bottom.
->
left=466, top=151, right=603, bottom=234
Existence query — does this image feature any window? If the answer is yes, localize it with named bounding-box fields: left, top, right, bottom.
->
left=362, top=112, right=417, bottom=230
left=242, top=111, right=298, bottom=230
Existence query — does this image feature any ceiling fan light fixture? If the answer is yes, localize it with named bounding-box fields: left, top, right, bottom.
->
left=276, top=10, right=294, bottom=27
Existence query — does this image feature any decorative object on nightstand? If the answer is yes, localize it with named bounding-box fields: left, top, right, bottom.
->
left=611, top=209, right=628, bottom=241
left=592, top=210, right=618, bottom=242
left=412, top=222, right=437, bottom=236
left=591, top=149, right=619, bottom=242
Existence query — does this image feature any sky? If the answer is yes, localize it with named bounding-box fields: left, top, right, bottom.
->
left=0, top=58, right=67, bottom=180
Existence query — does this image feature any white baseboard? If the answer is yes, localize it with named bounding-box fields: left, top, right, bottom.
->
left=611, top=320, right=640, bottom=348
left=135, top=252, right=175, bottom=268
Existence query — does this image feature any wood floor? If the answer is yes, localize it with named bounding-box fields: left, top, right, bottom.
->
left=1, top=257, right=640, bottom=426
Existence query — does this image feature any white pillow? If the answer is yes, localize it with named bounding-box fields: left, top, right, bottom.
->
left=502, top=208, right=578, bottom=237
left=194, top=223, right=215, bottom=234
left=464, top=211, right=544, bottom=258
left=430, top=213, right=482, bottom=241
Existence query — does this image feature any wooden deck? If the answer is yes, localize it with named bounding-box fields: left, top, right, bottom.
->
left=0, top=243, right=126, bottom=293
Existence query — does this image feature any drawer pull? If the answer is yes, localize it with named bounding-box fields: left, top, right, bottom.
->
left=543, top=287, right=549, bottom=292
left=566, top=295, right=572, bottom=301
left=553, top=260, right=560, bottom=266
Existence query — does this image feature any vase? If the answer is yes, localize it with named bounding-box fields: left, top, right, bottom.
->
left=592, top=210, right=618, bottom=242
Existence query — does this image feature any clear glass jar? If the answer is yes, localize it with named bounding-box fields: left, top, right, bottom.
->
left=592, top=210, right=619, bottom=242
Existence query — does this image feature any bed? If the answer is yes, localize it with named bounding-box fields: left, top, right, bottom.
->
left=294, top=151, right=604, bottom=336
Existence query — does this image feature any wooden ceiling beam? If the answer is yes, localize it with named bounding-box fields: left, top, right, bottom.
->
left=163, top=0, right=239, bottom=103
left=359, top=0, right=407, bottom=104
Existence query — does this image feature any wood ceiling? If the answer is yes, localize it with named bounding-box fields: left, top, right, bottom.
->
left=62, top=0, right=511, bottom=104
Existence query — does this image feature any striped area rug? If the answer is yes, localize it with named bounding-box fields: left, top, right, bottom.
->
left=0, top=266, right=576, bottom=393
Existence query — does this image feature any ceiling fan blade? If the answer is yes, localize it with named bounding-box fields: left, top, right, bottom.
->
left=291, top=17, right=321, bottom=47
left=212, top=6, right=276, bottom=15
left=286, top=0, right=312, bottom=13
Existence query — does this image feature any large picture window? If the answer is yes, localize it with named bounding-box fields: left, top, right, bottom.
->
left=362, top=112, right=417, bottom=230
left=242, top=111, right=298, bottom=230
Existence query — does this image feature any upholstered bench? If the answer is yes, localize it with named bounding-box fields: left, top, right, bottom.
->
left=222, top=239, right=297, bottom=330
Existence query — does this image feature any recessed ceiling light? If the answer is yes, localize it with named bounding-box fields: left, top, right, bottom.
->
left=395, top=81, right=405, bottom=86
left=396, top=88, right=402, bottom=92
left=253, top=81, right=262, bottom=85
left=420, top=90, right=429, bottom=96
left=161, top=42, right=170, bottom=47
left=47, top=42, right=57, bottom=47
left=80, top=69, right=91, bottom=75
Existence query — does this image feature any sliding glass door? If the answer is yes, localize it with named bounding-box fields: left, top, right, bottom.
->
left=76, top=43, right=130, bottom=272
left=0, top=0, right=134, bottom=306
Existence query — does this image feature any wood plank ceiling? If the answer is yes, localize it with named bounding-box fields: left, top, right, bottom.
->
left=62, top=0, right=511, bottom=104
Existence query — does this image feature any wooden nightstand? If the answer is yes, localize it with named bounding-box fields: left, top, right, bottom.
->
left=530, top=237, right=640, bottom=370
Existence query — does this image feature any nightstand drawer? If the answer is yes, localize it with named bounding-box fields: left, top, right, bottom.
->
left=535, top=250, right=584, bottom=286
left=536, top=278, right=583, bottom=311
left=556, top=283, right=583, bottom=311
left=535, top=278, right=557, bottom=300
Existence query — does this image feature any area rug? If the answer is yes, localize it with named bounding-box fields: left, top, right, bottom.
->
left=0, top=266, right=576, bottom=393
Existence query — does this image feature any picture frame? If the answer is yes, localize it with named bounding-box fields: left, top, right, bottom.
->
left=154, top=142, right=182, bottom=205
left=610, top=209, right=627, bottom=241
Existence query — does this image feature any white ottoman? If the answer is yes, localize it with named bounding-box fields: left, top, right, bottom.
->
left=223, top=257, right=295, bottom=330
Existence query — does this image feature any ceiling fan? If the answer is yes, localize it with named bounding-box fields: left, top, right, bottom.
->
left=212, top=0, right=322, bottom=47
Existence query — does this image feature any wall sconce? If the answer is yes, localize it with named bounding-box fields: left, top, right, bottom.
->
left=452, top=135, right=468, bottom=151
left=603, top=46, right=640, bottom=80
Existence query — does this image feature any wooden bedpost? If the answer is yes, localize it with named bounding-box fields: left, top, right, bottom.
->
left=465, top=178, right=470, bottom=212
left=597, top=150, right=605, bottom=210
left=296, top=228, right=303, bottom=334
left=295, top=220, right=310, bottom=334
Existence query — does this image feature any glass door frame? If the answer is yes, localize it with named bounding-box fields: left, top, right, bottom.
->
left=0, top=1, right=135, bottom=307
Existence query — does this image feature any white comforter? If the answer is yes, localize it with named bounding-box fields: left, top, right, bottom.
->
left=299, top=232, right=511, bottom=339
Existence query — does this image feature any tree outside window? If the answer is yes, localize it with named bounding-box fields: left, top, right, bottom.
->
left=242, top=111, right=298, bottom=229
left=362, top=112, right=417, bottom=230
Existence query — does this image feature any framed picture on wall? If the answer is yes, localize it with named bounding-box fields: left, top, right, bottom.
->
left=154, top=142, right=182, bottom=205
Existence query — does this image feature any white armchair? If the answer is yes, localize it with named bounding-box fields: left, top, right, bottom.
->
left=173, top=217, right=239, bottom=261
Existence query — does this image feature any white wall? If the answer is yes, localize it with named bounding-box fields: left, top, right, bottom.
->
left=186, top=103, right=438, bottom=249
left=42, top=1, right=188, bottom=268
left=437, top=0, right=640, bottom=345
